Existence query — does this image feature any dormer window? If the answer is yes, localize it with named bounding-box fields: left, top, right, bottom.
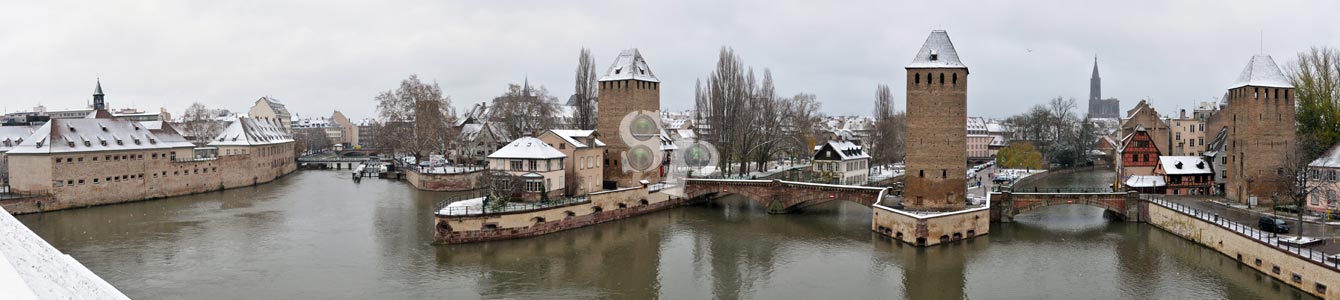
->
left=930, top=49, right=939, bottom=61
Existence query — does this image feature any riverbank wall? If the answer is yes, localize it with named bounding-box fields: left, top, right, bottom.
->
left=434, top=186, right=683, bottom=244
left=1146, top=199, right=1339, bottom=299
left=3, top=155, right=296, bottom=215
left=405, top=168, right=484, bottom=192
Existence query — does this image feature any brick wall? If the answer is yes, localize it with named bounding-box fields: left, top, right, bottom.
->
left=434, top=186, right=680, bottom=244
left=904, top=68, right=968, bottom=211
left=7, top=142, right=295, bottom=213
left=405, top=169, right=484, bottom=192
left=597, top=79, right=662, bottom=188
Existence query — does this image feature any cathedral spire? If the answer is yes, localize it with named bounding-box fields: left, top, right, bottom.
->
left=1089, top=57, right=1101, bottom=102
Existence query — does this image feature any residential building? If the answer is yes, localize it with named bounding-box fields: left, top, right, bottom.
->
left=1168, top=109, right=1205, bottom=156
left=1202, top=127, right=1230, bottom=195
left=0, top=126, right=38, bottom=186
left=487, top=136, right=566, bottom=201
left=538, top=130, right=606, bottom=196
left=967, top=117, right=991, bottom=161
left=986, top=120, right=1008, bottom=157
left=248, top=96, right=292, bottom=132
left=812, top=140, right=870, bottom=185
left=904, top=30, right=968, bottom=211
left=1154, top=156, right=1214, bottom=195
left=1119, top=126, right=1161, bottom=178
left=453, top=108, right=511, bottom=165
left=1306, top=143, right=1340, bottom=214
left=1205, top=54, right=1297, bottom=205
left=329, top=111, right=359, bottom=148
left=597, top=48, right=662, bottom=188
left=1121, top=99, right=1172, bottom=155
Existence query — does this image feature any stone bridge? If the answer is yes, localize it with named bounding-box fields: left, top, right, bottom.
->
left=989, top=191, right=1145, bottom=222
left=684, top=178, right=889, bottom=214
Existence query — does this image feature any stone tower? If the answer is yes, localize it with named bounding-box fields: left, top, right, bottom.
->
left=904, top=30, right=968, bottom=211
left=1210, top=54, right=1296, bottom=205
left=597, top=49, right=662, bottom=188
left=93, top=78, right=106, bottom=110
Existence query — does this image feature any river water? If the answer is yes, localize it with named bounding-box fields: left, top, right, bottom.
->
left=17, top=170, right=1315, bottom=299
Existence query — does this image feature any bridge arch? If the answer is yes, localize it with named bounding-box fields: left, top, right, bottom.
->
left=685, top=179, right=886, bottom=214
left=989, top=191, right=1143, bottom=222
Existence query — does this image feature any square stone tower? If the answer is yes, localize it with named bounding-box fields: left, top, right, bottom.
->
left=597, top=49, right=663, bottom=188
left=904, top=30, right=968, bottom=211
left=1208, top=54, right=1296, bottom=205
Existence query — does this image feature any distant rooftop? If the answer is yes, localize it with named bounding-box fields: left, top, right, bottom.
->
left=907, top=30, right=967, bottom=69
left=1230, top=54, right=1292, bottom=89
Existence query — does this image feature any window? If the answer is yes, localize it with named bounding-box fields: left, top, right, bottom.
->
left=915, top=73, right=921, bottom=84
left=526, top=180, right=543, bottom=192
left=511, top=160, right=523, bottom=170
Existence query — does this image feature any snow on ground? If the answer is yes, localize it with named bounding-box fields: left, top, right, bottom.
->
left=0, top=207, right=129, bottom=300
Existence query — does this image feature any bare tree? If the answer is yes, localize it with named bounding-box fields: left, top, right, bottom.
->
left=870, top=84, right=903, bottom=166
left=179, top=102, right=225, bottom=146
left=1281, top=138, right=1328, bottom=240
left=292, top=127, right=332, bottom=154
left=374, top=74, right=456, bottom=160
left=489, top=82, right=560, bottom=138
left=573, top=48, right=599, bottom=130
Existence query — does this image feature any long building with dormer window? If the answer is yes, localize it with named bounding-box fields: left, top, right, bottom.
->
left=2, top=81, right=296, bottom=213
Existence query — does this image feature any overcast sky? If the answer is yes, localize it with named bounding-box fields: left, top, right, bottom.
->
left=3, top=1, right=1337, bottom=121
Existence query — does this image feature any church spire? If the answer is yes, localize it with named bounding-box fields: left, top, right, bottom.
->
left=1089, top=57, right=1101, bottom=101
left=1091, top=56, right=1100, bottom=79
left=93, top=78, right=106, bottom=110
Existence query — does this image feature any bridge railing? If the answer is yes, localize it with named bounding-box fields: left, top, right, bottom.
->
left=1145, top=196, right=1340, bottom=271
left=1005, top=187, right=1117, bottom=193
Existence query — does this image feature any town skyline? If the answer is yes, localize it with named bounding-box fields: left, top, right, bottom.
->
left=3, top=1, right=1338, bottom=120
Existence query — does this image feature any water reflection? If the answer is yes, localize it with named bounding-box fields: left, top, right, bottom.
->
left=14, top=170, right=1314, bottom=299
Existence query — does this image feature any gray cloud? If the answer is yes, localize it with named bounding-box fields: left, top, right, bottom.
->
left=2, top=1, right=1337, bottom=120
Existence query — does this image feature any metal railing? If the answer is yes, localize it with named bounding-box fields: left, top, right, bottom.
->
left=0, top=187, right=49, bottom=200
left=1010, top=187, right=1118, bottom=193
left=435, top=194, right=590, bottom=216
left=413, top=165, right=485, bottom=175
left=1146, top=196, right=1340, bottom=270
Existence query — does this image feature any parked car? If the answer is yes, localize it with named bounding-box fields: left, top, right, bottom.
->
left=1258, top=216, right=1291, bottom=233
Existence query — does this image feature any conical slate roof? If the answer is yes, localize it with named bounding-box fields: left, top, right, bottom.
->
left=93, top=79, right=104, bottom=95
left=599, top=49, right=659, bottom=82
left=1230, top=54, right=1292, bottom=89
left=907, top=30, right=966, bottom=69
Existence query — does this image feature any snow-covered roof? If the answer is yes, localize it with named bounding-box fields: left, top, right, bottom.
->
left=7, top=119, right=195, bottom=154
left=907, top=30, right=967, bottom=69
left=1230, top=54, right=1292, bottom=89
left=1309, top=142, right=1340, bottom=168
left=1158, top=156, right=1212, bottom=175
left=207, top=117, right=294, bottom=147
left=0, top=126, right=37, bottom=152
left=1125, top=175, right=1165, bottom=187
left=599, top=49, right=659, bottom=82
left=546, top=129, right=605, bottom=148
left=813, top=140, right=870, bottom=161
left=488, top=136, right=566, bottom=159
left=0, top=206, right=130, bottom=300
